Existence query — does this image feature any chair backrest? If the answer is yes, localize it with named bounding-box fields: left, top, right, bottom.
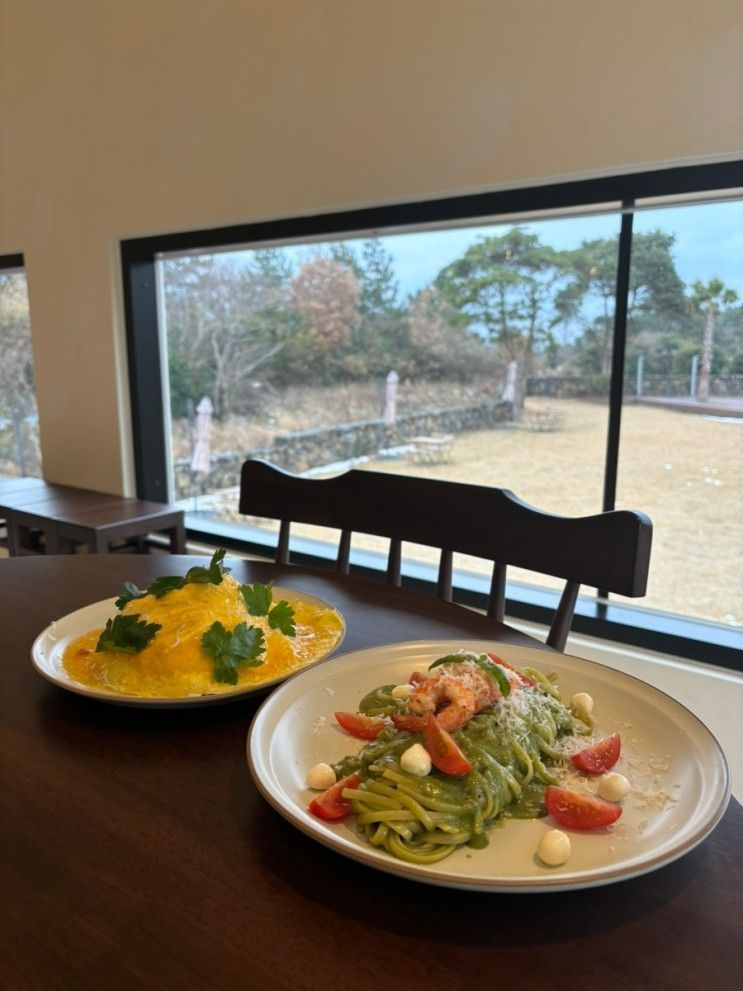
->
left=239, top=459, right=652, bottom=651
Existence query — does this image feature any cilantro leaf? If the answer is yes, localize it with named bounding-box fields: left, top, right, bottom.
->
left=183, top=548, right=230, bottom=586
left=115, top=581, right=144, bottom=610
left=140, top=549, right=232, bottom=600
left=240, top=581, right=296, bottom=638
left=96, top=614, right=161, bottom=654
left=147, top=574, right=185, bottom=599
left=268, top=599, right=296, bottom=636
left=240, top=582, right=273, bottom=616
left=201, top=621, right=266, bottom=685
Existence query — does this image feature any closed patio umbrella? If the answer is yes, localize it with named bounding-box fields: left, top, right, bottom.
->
left=190, top=396, right=213, bottom=476
left=382, top=370, right=399, bottom=427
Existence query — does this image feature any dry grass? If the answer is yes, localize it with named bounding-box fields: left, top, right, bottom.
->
left=226, top=397, right=741, bottom=627
left=355, top=398, right=742, bottom=627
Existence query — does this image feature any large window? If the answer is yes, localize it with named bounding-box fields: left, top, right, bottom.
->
left=616, top=199, right=743, bottom=628
left=0, top=256, right=41, bottom=479
left=122, top=163, right=743, bottom=665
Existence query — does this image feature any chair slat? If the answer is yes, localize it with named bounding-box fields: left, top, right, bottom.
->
left=547, top=581, right=580, bottom=652
left=336, top=530, right=351, bottom=574
left=437, top=550, right=453, bottom=602
left=488, top=562, right=507, bottom=621
left=387, top=538, right=402, bottom=586
left=277, top=520, right=290, bottom=564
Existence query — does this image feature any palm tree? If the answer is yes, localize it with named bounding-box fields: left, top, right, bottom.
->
left=690, top=279, right=738, bottom=401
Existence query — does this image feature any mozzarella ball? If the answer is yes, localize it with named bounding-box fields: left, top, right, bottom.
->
left=400, top=743, right=432, bottom=777
left=307, top=762, right=336, bottom=791
left=391, top=683, right=413, bottom=700
left=570, top=692, right=594, bottom=715
left=598, top=771, right=631, bottom=802
left=537, top=829, right=572, bottom=866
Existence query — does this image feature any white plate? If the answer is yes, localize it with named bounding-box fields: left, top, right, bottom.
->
left=247, top=639, right=730, bottom=892
left=31, top=588, right=345, bottom=707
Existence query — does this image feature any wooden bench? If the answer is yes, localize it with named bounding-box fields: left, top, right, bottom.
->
left=0, top=477, right=186, bottom=556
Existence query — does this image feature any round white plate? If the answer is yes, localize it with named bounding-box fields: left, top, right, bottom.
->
left=247, top=639, right=730, bottom=892
left=31, top=588, right=345, bottom=707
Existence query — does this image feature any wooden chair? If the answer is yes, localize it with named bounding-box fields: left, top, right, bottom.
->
left=239, top=459, right=652, bottom=651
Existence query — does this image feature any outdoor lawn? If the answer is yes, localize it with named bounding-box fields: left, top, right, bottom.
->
left=361, top=398, right=742, bottom=627
left=219, top=396, right=741, bottom=629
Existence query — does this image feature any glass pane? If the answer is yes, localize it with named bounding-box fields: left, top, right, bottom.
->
left=159, top=211, right=621, bottom=596
left=617, top=199, right=743, bottom=626
left=0, top=269, right=41, bottom=478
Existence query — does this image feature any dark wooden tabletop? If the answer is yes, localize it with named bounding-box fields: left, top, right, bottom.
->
left=1, top=555, right=740, bottom=991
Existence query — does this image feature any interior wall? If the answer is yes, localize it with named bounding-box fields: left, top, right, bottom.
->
left=1, top=0, right=741, bottom=494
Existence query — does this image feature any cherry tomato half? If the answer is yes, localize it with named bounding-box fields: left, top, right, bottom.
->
left=423, top=716, right=473, bottom=776
left=334, top=711, right=387, bottom=740
left=570, top=734, right=621, bottom=775
left=308, top=772, right=362, bottom=821
left=544, top=785, right=622, bottom=830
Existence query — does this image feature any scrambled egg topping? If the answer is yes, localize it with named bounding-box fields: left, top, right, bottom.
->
left=62, top=574, right=344, bottom=698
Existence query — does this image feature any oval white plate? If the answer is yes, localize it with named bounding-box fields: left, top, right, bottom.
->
left=247, top=639, right=730, bottom=892
left=31, top=587, right=345, bottom=707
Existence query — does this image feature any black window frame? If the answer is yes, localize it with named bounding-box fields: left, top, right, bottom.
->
left=120, top=161, right=743, bottom=669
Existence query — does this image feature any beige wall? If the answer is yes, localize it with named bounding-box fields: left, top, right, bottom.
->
left=1, top=0, right=741, bottom=494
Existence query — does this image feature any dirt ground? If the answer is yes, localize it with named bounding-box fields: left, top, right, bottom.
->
left=225, top=396, right=742, bottom=628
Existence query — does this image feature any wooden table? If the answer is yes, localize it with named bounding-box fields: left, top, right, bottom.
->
left=408, top=434, right=454, bottom=463
left=0, top=477, right=185, bottom=555
left=1, top=555, right=739, bottom=990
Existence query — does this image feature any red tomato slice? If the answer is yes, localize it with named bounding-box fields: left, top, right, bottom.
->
left=545, top=785, right=622, bottom=830
left=334, top=711, right=387, bottom=740
left=486, top=652, right=535, bottom=687
left=391, top=714, right=428, bottom=733
left=308, top=772, right=362, bottom=821
left=423, top=716, right=473, bottom=776
left=570, top=734, right=621, bottom=775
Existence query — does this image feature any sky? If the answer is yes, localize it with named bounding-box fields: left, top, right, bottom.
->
left=195, top=198, right=743, bottom=305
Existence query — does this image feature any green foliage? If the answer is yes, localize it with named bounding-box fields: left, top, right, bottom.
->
left=434, top=228, right=573, bottom=375
left=240, top=582, right=296, bottom=636
left=201, top=621, right=266, bottom=684
left=96, top=614, right=162, bottom=654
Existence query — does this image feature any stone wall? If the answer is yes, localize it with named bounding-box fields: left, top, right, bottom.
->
left=527, top=374, right=742, bottom=399
left=174, top=399, right=513, bottom=499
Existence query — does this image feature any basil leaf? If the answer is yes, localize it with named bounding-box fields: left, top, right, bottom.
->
left=428, top=653, right=476, bottom=671
left=427, top=652, right=511, bottom=697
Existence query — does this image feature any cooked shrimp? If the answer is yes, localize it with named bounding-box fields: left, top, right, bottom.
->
left=409, top=676, right=477, bottom=732
left=408, top=660, right=506, bottom=731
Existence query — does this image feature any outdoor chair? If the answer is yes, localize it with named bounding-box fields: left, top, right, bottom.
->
left=239, top=459, right=652, bottom=651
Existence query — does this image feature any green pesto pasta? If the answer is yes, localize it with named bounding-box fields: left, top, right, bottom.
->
left=331, top=654, right=587, bottom=865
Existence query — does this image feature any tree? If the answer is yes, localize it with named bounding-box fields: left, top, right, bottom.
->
left=690, top=279, right=738, bottom=400
left=406, top=287, right=499, bottom=379
left=0, top=272, right=36, bottom=419
left=288, top=256, right=361, bottom=380
left=556, top=237, right=619, bottom=375
left=162, top=252, right=295, bottom=418
left=566, top=230, right=687, bottom=377
left=434, top=228, right=572, bottom=377
left=360, top=236, right=399, bottom=317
